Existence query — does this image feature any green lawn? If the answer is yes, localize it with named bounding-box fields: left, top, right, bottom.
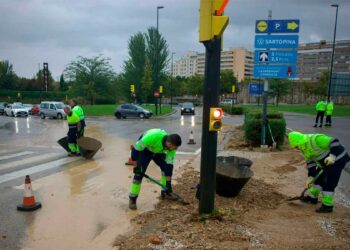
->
left=242, top=104, right=350, bottom=117
left=82, top=104, right=174, bottom=117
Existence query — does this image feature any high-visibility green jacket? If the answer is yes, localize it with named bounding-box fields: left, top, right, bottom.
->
left=72, top=105, right=85, bottom=121
left=326, top=102, right=334, bottom=115
left=67, top=112, right=80, bottom=126
left=299, top=134, right=331, bottom=162
left=316, top=101, right=326, bottom=111
left=134, top=128, right=176, bottom=164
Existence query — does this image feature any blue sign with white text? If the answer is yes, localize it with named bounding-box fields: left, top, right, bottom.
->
left=249, top=83, right=264, bottom=95
left=255, top=35, right=299, bottom=49
left=255, top=19, right=300, bottom=33
left=254, top=65, right=297, bottom=78
left=254, top=50, right=298, bottom=64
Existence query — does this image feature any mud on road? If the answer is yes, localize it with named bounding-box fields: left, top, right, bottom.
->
left=113, top=127, right=350, bottom=250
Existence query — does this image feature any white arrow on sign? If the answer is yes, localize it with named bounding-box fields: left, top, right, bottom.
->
left=259, top=52, right=269, bottom=62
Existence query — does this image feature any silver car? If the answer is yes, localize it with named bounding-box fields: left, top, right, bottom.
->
left=39, top=102, right=66, bottom=119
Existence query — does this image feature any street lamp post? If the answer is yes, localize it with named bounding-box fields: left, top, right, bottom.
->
left=156, top=6, right=164, bottom=115
left=171, top=52, right=175, bottom=108
left=327, top=4, right=339, bottom=101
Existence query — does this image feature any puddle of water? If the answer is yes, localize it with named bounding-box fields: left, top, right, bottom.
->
left=20, top=127, right=180, bottom=250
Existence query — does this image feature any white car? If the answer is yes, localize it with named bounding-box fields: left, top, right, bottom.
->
left=4, top=104, right=28, bottom=117
left=23, top=104, right=33, bottom=114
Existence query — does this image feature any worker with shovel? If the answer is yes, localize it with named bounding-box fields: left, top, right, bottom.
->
left=128, top=129, right=182, bottom=210
left=64, top=107, right=81, bottom=156
left=288, top=131, right=349, bottom=213
left=70, top=99, right=86, bottom=138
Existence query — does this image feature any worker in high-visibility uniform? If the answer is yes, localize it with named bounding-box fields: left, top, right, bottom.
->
left=325, top=99, right=334, bottom=127
left=288, top=131, right=349, bottom=213
left=313, top=99, right=326, bottom=128
left=128, top=129, right=182, bottom=210
left=64, top=107, right=81, bottom=156
left=70, top=99, right=86, bottom=138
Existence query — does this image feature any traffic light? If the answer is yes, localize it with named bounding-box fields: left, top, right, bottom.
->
left=130, top=84, right=135, bottom=93
left=199, top=0, right=229, bottom=42
left=209, top=107, right=223, bottom=131
left=159, top=85, right=163, bottom=94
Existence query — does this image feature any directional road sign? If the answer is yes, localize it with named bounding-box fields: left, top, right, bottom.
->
left=255, top=35, right=299, bottom=49
left=256, top=19, right=300, bottom=33
left=254, top=50, right=298, bottom=64
left=254, top=65, right=296, bottom=78
left=249, top=83, right=264, bottom=95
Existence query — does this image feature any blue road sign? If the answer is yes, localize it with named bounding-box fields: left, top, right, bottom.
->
left=249, top=83, right=264, bottom=95
left=254, top=50, right=298, bottom=64
left=256, top=19, right=300, bottom=33
left=254, top=65, right=297, bottom=78
left=255, top=35, right=299, bottom=49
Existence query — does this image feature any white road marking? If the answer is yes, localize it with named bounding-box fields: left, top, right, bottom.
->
left=0, top=151, right=34, bottom=161
left=0, top=157, right=79, bottom=184
left=0, top=144, right=61, bottom=149
left=177, top=148, right=201, bottom=155
left=0, top=152, right=62, bottom=171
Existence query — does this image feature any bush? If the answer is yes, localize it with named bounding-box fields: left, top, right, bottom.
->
left=244, top=110, right=286, bottom=147
left=221, top=105, right=244, bottom=115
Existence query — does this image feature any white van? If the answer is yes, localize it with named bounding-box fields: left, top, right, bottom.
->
left=39, top=101, right=66, bottom=119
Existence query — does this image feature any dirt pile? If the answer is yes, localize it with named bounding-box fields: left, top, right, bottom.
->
left=113, top=127, right=350, bottom=250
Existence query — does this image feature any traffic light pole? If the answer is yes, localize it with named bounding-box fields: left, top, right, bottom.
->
left=199, top=37, right=221, bottom=214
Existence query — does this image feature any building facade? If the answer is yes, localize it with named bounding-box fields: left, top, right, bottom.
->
left=172, top=48, right=253, bottom=82
left=297, top=39, right=350, bottom=80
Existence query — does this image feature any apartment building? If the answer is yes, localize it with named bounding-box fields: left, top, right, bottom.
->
left=297, top=39, right=350, bottom=80
left=172, top=48, right=253, bottom=82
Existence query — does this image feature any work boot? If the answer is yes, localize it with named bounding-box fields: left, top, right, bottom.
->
left=67, top=152, right=75, bottom=157
left=315, top=204, right=333, bottom=213
left=319, top=124, right=323, bottom=128
left=74, top=152, right=81, bottom=156
left=129, top=197, right=137, bottom=210
left=300, top=195, right=318, bottom=204
left=313, top=124, right=317, bottom=128
left=160, top=191, right=178, bottom=201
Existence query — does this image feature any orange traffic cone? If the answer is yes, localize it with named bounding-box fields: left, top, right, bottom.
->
left=187, top=130, right=196, bottom=144
left=125, top=142, right=135, bottom=166
left=17, top=175, right=42, bottom=212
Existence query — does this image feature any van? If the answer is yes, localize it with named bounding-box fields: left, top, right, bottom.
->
left=39, top=101, right=66, bottom=119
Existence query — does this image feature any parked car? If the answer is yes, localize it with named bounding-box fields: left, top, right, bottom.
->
left=4, top=104, right=28, bottom=117
left=31, top=104, right=40, bottom=116
left=0, top=102, right=8, bottom=115
left=115, top=104, right=152, bottom=119
left=22, top=104, right=33, bottom=114
left=39, top=101, right=66, bottom=119
left=181, top=102, right=195, bottom=115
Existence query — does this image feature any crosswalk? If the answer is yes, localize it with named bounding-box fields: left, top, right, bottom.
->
left=0, top=148, right=81, bottom=185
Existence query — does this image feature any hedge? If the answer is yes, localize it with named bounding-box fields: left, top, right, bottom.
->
left=221, top=105, right=244, bottom=115
left=243, top=110, right=286, bottom=147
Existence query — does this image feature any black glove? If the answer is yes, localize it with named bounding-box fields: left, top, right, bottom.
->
left=166, top=180, right=172, bottom=194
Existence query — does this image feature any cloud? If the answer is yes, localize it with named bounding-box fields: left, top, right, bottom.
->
left=0, top=0, right=349, bottom=79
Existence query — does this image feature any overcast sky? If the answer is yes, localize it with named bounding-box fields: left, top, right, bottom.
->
left=0, top=0, right=349, bottom=80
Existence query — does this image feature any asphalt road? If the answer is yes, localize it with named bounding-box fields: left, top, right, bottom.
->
left=0, top=108, right=349, bottom=249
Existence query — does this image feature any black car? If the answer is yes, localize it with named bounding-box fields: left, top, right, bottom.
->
left=0, top=102, right=8, bottom=115
left=115, top=104, right=152, bottom=119
left=181, top=102, right=195, bottom=115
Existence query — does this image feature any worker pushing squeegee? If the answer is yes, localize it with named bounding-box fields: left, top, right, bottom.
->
left=288, top=131, right=349, bottom=213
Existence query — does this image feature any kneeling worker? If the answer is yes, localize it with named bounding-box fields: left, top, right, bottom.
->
left=128, top=129, right=182, bottom=210
left=288, top=131, right=349, bottom=213
left=64, top=107, right=81, bottom=156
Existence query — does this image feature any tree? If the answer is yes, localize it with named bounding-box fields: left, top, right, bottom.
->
left=0, top=60, right=17, bottom=89
left=59, top=74, right=69, bottom=91
left=268, top=79, right=292, bottom=106
left=123, top=32, right=146, bottom=102
left=220, top=69, right=238, bottom=94
left=185, top=74, right=204, bottom=96
left=140, top=62, right=153, bottom=103
left=316, top=70, right=329, bottom=96
left=64, top=55, right=115, bottom=104
left=145, top=27, right=169, bottom=93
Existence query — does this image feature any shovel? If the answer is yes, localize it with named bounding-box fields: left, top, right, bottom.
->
left=287, top=169, right=323, bottom=201
left=142, top=173, right=190, bottom=205
left=267, top=123, right=277, bottom=149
